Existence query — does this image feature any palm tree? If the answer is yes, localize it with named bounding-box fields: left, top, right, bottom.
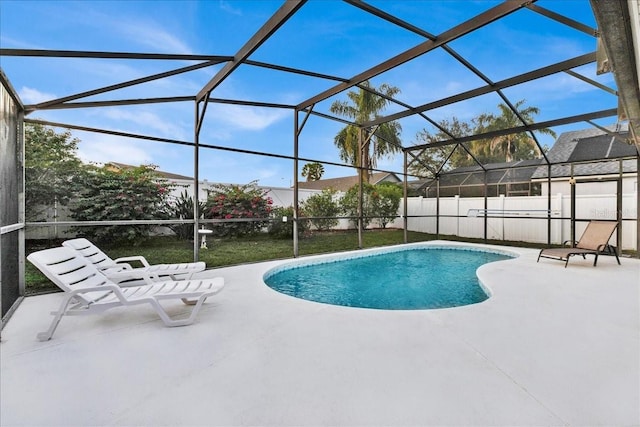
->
left=330, top=81, right=402, bottom=181
left=476, top=99, right=556, bottom=163
left=301, top=162, right=324, bottom=181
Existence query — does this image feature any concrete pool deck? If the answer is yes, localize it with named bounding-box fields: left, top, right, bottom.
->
left=1, top=241, right=639, bottom=426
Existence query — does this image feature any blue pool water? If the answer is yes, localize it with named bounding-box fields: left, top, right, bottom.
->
left=263, top=247, right=513, bottom=310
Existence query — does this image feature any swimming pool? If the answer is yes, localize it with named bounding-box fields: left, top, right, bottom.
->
left=263, top=245, right=515, bottom=310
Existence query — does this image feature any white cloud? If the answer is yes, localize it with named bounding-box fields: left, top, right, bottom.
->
left=0, top=35, right=41, bottom=49
left=255, top=167, right=278, bottom=180
left=76, top=134, right=153, bottom=166
left=103, top=17, right=192, bottom=54
left=126, top=25, right=191, bottom=54
left=208, top=104, right=289, bottom=131
left=375, top=155, right=403, bottom=172
left=98, top=108, right=189, bottom=140
left=206, top=128, right=233, bottom=141
left=538, top=73, right=610, bottom=96
left=19, top=87, right=56, bottom=104
left=219, top=1, right=242, bottom=16
left=79, top=60, right=142, bottom=83
left=444, top=81, right=464, bottom=95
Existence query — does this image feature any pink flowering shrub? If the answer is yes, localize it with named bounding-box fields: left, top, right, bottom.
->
left=70, top=164, right=172, bottom=244
left=204, top=181, right=273, bottom=237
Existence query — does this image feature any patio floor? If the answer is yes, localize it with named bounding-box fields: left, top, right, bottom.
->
left=1, top=241, right=639, bottom=426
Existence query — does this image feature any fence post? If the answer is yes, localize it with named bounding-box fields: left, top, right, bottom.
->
left=554, top=193, right=563, bottom=245
left=455, top=195, right=460, bottom=236
left=499, top=194, right=505, bottom=240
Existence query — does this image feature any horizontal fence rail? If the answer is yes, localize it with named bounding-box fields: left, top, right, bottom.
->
left=396, top=194, right=637, bottom=250
left=24, top=192, right=638, bottom=250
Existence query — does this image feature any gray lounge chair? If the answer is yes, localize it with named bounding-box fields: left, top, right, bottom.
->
left=537, top=220, right=621, bottom=267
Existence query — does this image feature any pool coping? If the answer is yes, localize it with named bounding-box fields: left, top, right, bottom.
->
left=263, top=240, right=519, bottom=277
left=262, top=241, right=519, bottom=309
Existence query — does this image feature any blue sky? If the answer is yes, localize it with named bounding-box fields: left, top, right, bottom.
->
left=0, top=0, right=616, bottom=186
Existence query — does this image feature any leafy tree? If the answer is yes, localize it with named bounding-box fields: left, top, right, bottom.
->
left=341, top=182, right=403, bottom=229
left=474, top=99, right=555, bottom=163
left=24, top=123, right=84, bottom=221
left=301, top=162, right=325, bottom=181
left=340, top=183, right=377, bottom=229
left=372, top=182, right=402, bottom=229
left=330, top=81, right=402, bottom=180
left=204, top=181, right=273, bottom=238
left=409, top=100, right=555, bottom=175
left=408, top=117, right=473, bottom=177
left=301, top=189, right=340, bottom=231
left=268, top=205, right=309, bottom=239
left=167, top=189, right=207, bottom=240
left=69, top=165, right=172, bottom=244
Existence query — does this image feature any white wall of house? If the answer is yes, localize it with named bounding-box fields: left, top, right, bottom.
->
left=170, top=180, right=354, bottom=230
left=537, top=174, right=637, bottom=196
left=168, top=179, right=321, bottom=207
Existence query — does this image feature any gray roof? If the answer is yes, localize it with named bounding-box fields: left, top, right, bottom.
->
left=297, top=172, right=400, bottom=192
left=411, top=125, right=639, bottom=191
left=532, top=125, right=638, bottom=179
left=107, top=162, right=194, bottom=180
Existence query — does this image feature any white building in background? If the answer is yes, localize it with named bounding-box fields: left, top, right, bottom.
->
left=106, top=162, right=322, bottom=207
left=27, top=163, right=324, bottom=240
left=530, top=125, right=637, bottom=196
left=163, top=170, right=403, bottom=207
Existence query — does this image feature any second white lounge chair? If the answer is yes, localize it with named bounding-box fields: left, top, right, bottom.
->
left=63, top=238, right=205, bottom=283
left=28, top=246, right=225, bottom=341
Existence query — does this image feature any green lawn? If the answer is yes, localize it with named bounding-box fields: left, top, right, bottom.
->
left=25, top=229, right=635, bottom=295
left=24, top=229, right=434, bottom=294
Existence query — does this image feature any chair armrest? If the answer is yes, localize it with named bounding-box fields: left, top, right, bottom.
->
left=100, top=263, right=133, bottom=272
left=113, top=255, right=151, bottom=267
left=596, top=243, right=616, bottom=253
left=100, top=269, right=158, bottom=285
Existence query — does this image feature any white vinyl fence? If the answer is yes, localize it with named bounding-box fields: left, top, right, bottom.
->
left=27, top=189, right=638, bottom=250
left=394, top=193, right=637, bottom=250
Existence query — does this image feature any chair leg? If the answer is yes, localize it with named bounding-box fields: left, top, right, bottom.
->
left=36, top=294, right=77, bottom=341
left=609, top=245, right=621, bottom=265
left=593, top=253, right=599, bottom=266
left=148, top=295, right=208, bottom=327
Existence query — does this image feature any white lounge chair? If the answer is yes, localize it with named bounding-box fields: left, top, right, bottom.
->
left=28, top=247, right=225, bottom=341
left=63, top=238, right=205, bottom=283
